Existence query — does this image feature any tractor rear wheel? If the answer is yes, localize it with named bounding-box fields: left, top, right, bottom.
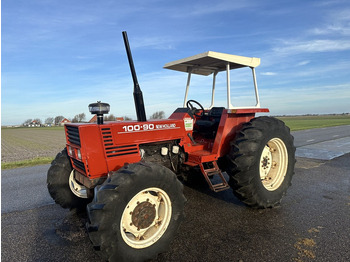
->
left=226, top=116, right=295, bottom=208
left=47, top=148, right=91, bottom=209
left=86, top=161, right=186, bottom=262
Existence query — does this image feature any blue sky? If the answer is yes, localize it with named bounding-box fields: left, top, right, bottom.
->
left=2, top=0, right=350, bottom=125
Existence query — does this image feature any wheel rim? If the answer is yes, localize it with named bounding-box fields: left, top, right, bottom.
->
left=69, top=170, right=88, bottom=198
left=259, top=138, right=288, bottom=191
left=120, top=187, right=172, bottom=249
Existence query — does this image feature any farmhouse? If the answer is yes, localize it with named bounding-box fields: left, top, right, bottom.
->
left=89, top=115, right=97, bottom=123
left=88, top=116, right=124, bottom=123
left=27, top=120, right=41, bottom=127
left=60, top=118, right=71, bottom=126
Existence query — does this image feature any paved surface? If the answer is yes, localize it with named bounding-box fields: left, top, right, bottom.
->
left=1, top=165, right=54, bottom=213
left=2, top=126, right=350, bottom=262
left=292, top=125, right=350, bottom=160
left=2, top=155, right=350, bottom=262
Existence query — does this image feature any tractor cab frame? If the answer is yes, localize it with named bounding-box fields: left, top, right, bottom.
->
left=164, top=51, right=262, bottom=109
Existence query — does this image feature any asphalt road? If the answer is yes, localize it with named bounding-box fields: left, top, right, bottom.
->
left=2, top=126, right=350, bottom=262
left=292, top=125, right=350, bottom=147
left=1, top=165, right=54, bottom=213
left=292, top=125, right=350, bottom=160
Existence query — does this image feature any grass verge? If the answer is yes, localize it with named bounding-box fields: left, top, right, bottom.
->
left=1, top=157, right=54, bottom=170
left=277, top=115, right=350, bottom=131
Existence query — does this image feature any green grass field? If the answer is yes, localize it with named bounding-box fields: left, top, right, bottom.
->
left=277, top=114, right=350, bottom=131
left=2, top=115, right=350, bottom=169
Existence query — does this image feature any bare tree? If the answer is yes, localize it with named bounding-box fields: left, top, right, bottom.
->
left=104, top=114, right=116, bottom=121
left=45, top=117, right=54, bottom=125
left=54, top=116, right=65, bottom=126
left=150, top=111, right=165, bottom=119
left=78, top=113, right=86, bottom=122
left=72, top=113, right=86, bottom=123
left=124, top=116, right=132, bottom=121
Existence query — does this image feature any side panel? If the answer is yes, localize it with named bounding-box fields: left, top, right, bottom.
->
left=104, top=119, right=190, bottom=173
left=212, top=108, right=269, bottom=157
left=212, top=110, right=256, bottom=157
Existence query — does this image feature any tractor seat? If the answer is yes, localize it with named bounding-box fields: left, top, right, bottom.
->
left=195, top=107, right=224, bottom=137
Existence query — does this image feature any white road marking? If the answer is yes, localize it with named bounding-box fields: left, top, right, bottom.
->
left=306, top=139, right=315, bottom=142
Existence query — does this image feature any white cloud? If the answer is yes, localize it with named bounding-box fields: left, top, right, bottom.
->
left=289, top=60, right=350, bottom=78
left=310, top=7, right=350, bottom=36
left=169, top=0, right=252, bottom=17
left=297, top=60, right=310, bottom=66
left=273, top=39, right=350, bottom=55
left=261, top=83, right=350, bottom=115
left=261, top=72, right=277, bottom=76
left=315, top=0, right=348, bottom=7
left=311, top=26, right=350, bottom=36
left=132, top=36, right=175, bottom=50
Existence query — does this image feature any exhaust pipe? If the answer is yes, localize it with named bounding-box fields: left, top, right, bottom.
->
left=122, top=31, right=147, bottom=122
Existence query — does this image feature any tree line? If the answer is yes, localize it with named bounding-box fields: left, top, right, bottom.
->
left=22, top=111, right=165, bottom=126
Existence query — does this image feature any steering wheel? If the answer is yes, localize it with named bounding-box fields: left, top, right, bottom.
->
left=186, top=99, right=205, bottom=117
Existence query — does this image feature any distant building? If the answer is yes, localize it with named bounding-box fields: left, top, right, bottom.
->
left=89, top=115, right=98, bottom=123
left=28, top=120, right=41, bottom=127
left=89, top=115, right=124, bottom=123
left=60, top=118, right=71, bottom=126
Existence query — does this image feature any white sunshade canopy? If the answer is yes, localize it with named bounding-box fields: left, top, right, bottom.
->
left=164, top=51, right=262, bottom=109
left=163, top=51, right=260, bottom=75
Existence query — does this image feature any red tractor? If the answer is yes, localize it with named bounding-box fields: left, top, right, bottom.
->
left=47, top=32, right=295, bottom=262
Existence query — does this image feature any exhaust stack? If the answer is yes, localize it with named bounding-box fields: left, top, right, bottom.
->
left=122, top=31, right=147, bottom=122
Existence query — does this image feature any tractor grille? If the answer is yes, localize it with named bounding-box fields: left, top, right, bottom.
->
left=105, top=144, right=139, bottom=158
left=66, top=126, right=81, bottom=146
left=101, top=128, right=139, bottom=158
left=72, top=158, right=86, bottom=173
left=101, top=128, right=113, bottom=146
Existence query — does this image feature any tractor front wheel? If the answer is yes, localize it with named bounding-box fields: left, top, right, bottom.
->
left=86, top=161, right=186, bottom=262
left=47, top=148, right=91, bottom=209
left=226, top=117, right=295, bottom=208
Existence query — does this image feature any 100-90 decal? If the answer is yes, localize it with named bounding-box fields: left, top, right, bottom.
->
left=119, top=123, right=178, bottom=133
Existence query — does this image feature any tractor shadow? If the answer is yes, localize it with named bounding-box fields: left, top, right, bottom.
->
left=179, top=169, right=245, bottom=207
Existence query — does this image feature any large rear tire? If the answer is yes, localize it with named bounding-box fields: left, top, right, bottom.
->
left=86, top=161, right=186, bottom=262
left=226, top=117, right=295, bottom=208
left=47, top=148, right=91, bottom=209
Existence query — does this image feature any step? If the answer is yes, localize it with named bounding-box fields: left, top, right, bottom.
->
left=187, top=150, right=217, bottom=164
left=212, top=183, right=230, bottom=192
left=199, top=161, right=230, bottom=192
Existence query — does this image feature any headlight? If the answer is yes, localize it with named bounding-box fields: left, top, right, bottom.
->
left=77, top=149, right=82, bottom=160
left=68, top=146, right=73, bottom=156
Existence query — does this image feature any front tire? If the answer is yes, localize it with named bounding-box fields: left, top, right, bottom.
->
left=86, top=161, right=186, bottom=262
left=47, top=148, right=91, bottom=209
left=226, top=117, right=295, bottom=208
